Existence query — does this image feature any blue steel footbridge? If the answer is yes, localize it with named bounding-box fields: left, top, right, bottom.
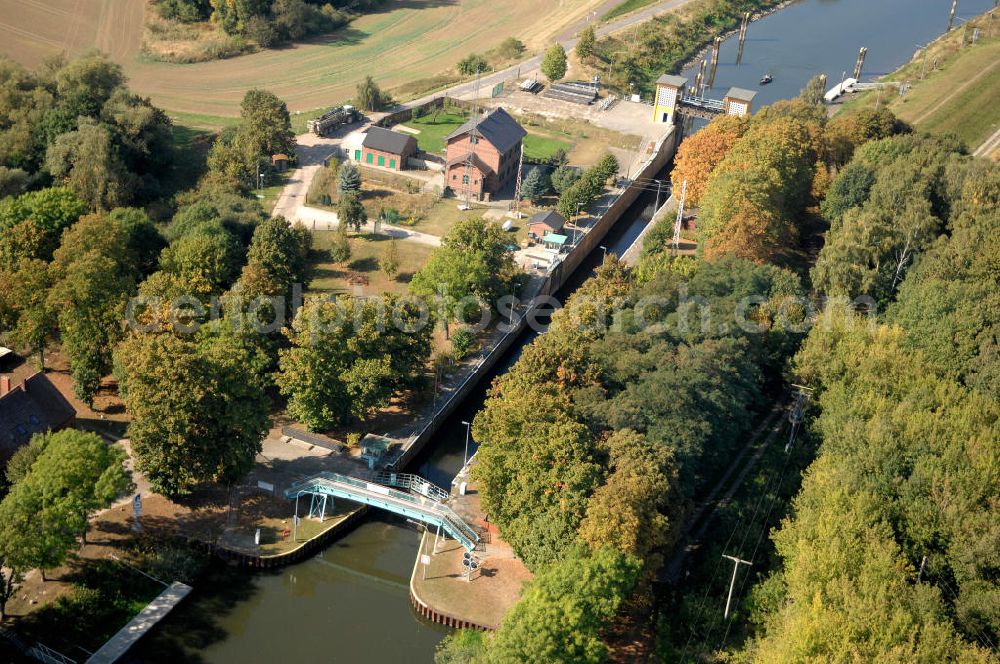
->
left=284, top=471, right=481, bottom=552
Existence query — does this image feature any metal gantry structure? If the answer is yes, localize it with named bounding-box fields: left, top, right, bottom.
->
left=785, top=383, right=813, bottom=453
left=462, top=69, right=484, bottom=208
left=285, top=472, right=481, bottom=552
left=512, top=142, right=525, bottom=215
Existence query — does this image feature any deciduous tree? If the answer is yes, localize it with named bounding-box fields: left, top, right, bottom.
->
left=115, top=333, right=270, bottom=496
left=277, top=295, right=432, bottom=429
left=541, top=44, right=567, bottom=82
left=669, top=114, right=746, bottom=206
left=381, top=238, right=400, bottom=279
left=576, top=25, right=596, bottom=59
left=410, top=218, right=520, bottom=321
left=337, top=190, right=367, bottom=233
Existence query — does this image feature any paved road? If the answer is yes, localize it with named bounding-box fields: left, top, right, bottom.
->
left=410, top=0, right=697, bottom=107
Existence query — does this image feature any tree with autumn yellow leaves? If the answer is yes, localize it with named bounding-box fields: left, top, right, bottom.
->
left=669, top=114, right=747, bottom=207
left=697, top=116, right=815, bottom=264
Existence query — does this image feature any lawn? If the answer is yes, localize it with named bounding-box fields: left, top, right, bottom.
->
left=523, top=134, right=573, bottom=162
left=602, top=0, right=659, bottom=21
left=403, top=108, right=573, bottom=161
left=308, top=231, right=434, bottom=297
left=416, top=197, right=496, bottom=237
left=405, top=110, right=470, bottom=155
left=259, top=172, right=292, bottom=216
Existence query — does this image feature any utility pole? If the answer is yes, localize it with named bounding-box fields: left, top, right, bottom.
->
left=461, top=420, right=471, bottom=468
left=918, top=555, right=928, bottom=582
left=948, top=0, right=958, bottom=31
left=785, top=384, right=813, bottom=453
left=671, top=179, right=687, bottom=255
left=722, top=554, right=753, bottom=619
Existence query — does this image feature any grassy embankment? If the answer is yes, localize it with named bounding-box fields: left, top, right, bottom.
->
left=603, top=0, right=660, bottom=21
left=838, top=9, right=1000, bottom=156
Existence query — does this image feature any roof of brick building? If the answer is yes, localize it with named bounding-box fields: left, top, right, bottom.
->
left=446, top=108, right=527, bottom=154
left=362, top=126, right=417, bottom=155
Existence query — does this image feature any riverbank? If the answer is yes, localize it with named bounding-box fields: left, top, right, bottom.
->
left=836, top=7, right=1000, bottom=156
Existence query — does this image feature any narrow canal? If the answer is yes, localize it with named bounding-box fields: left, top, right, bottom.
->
left=134, top=1, right=995, bottom=661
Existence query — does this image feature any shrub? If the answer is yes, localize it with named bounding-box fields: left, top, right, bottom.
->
left=495, top=37, right=526, bottom=60
left=451, top=327, right=477, bottom=359
left=458, top=54, right=488, bottom=76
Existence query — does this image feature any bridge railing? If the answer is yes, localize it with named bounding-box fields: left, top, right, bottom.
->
left=680, top=95, right=726, bottom=111
left=285, top=472, right=480, bottom=550
left=371, top=472, right=450, bottom=502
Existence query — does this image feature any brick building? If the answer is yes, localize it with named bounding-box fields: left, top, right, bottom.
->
left=445, top=108, right=526, bottom=201
left=360, top=126, right=418, bottom=171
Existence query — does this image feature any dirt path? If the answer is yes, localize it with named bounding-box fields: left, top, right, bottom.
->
left=910, top=57, right=1000, bottom=126
left=974, top=125, right=1000, bottom=158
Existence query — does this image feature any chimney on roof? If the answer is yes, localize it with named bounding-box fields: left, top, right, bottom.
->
left=0, top=375, right=10, bottom=397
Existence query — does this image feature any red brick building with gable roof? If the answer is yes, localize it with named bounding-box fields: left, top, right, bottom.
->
left=444, top=108, right=527, bottom=201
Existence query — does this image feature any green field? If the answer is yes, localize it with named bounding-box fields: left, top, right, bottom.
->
left=405, top=111, right=471, bottom=155
left=523, top=135, right=572, bottom=161
left=0, top=0, right=612, bottom=117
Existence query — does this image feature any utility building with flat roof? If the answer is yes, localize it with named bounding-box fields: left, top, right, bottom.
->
left=723, top=87, right=757, bottom=117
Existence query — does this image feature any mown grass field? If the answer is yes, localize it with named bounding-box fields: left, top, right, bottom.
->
left=404, top=110, right=471, bottom=154
left=839, top=13, right=1000, bottom=152
left=308, top=231, right=433, bottom=297
left=0, top=0, right=610, bottom=117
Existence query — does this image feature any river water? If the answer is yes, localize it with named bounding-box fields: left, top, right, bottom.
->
left=133, top=2, right=996, bottom=661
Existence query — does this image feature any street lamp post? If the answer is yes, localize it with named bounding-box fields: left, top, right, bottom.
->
left=575, top=202, right=583, bottom=246
left=461, top=421, right=471, bottom=468
left=599, top=245, right=608, bottom=261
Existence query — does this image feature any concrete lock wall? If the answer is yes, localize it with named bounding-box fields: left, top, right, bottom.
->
left=541, top=128, right=679, bottom=297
